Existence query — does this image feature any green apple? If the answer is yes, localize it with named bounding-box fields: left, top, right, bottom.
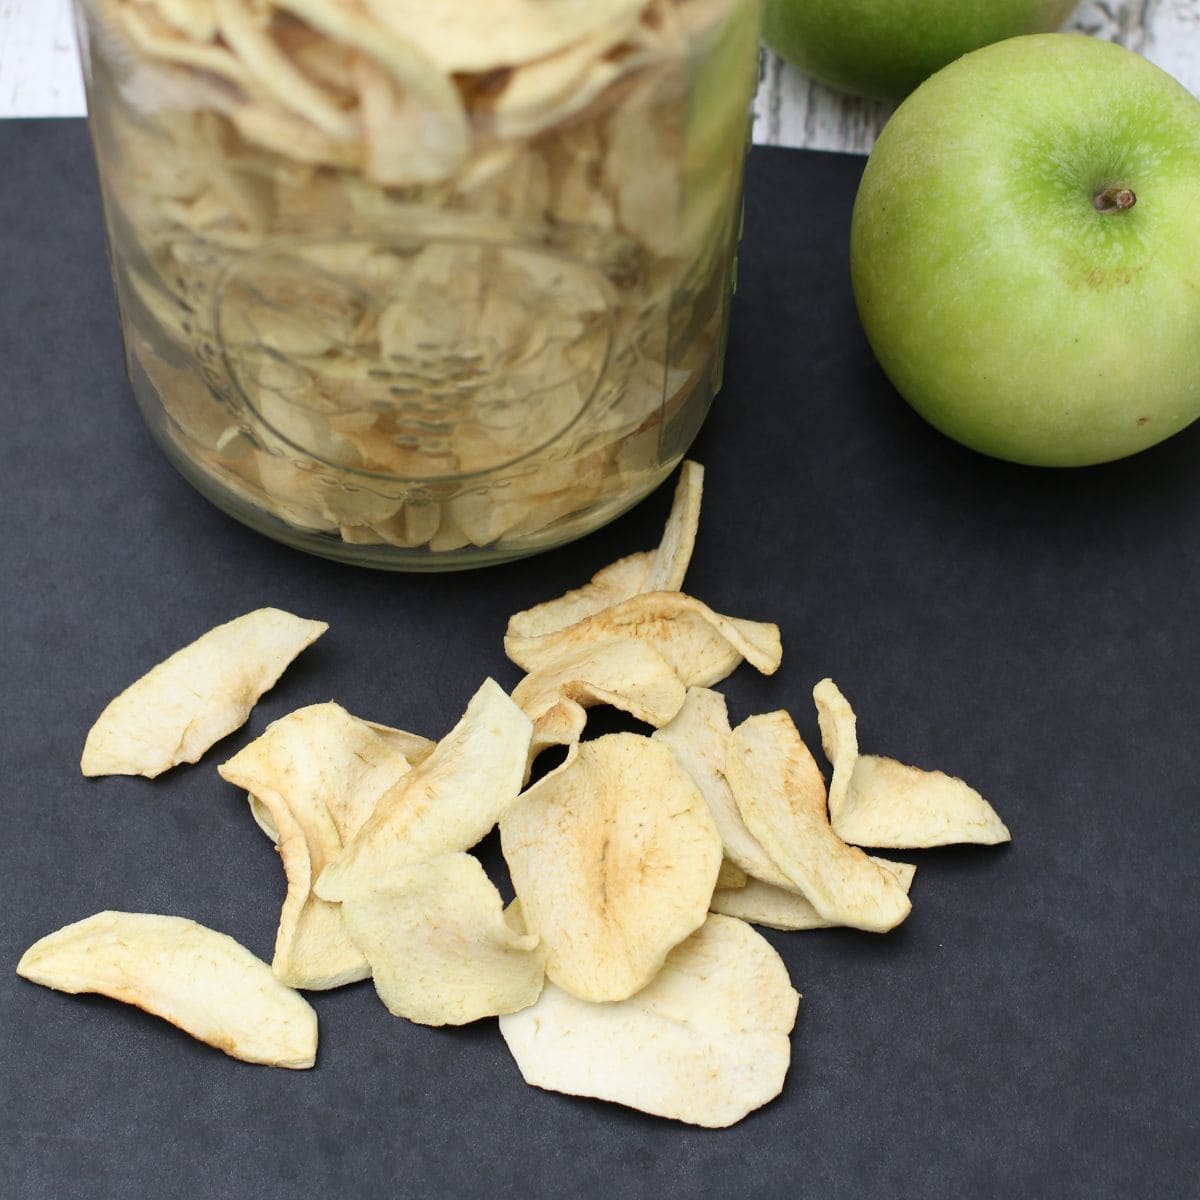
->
left=849, top=34, right=1200, bottom=467
left=762, top=0, right=1076, bottom=100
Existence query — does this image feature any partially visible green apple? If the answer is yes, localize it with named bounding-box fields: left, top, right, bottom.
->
left=849, top=34, right=1200, bottom=467
left=763, top=0, right=1076, bottom=100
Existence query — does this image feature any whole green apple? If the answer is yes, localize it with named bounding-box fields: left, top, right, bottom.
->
left=849, top=34, right=1200, bottom=467
left=762, top=0, right=1076, bottom=100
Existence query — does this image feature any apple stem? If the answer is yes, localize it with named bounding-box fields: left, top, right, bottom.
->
left=1093, top=186, right=1136, bottom=212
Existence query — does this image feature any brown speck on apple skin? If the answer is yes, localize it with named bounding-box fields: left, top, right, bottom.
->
left=1137, top=417, right=1150, bottom=426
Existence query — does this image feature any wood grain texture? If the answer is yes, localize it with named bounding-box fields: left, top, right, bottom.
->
left=0, top=0, right=1196, bottom=154
left=0, top=0, right=84, bottom=118
left=753, top=0, right=1200, bottom=152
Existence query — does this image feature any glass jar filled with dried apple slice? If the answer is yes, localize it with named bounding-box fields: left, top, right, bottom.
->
left=74, top=0, right=761, bottom=568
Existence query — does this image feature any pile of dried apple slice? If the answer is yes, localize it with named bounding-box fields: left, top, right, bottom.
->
left=18, top=461, right=1008, bottom=1126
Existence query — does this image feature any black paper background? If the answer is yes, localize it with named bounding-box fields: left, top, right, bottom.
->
left=1, top=121, right=1197, bottom=1199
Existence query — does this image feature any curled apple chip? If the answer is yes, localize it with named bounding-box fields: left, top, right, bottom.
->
left=726, top=712, right=912, bottom=934
left=513, top=637, right=686, bottom=758
left=338, top=853, right=546, bottom=1026
left=219, top=703, right=425, bottom=989
left=118, top=2, right=253, bottom=90
left=315, top=679, right=532, bottom=900
left=507, top=461, right=704, bottom=641
left=499, top=733, right=722, bottom=1002
left=836, top=755, right=1011, bottom=849
left=813, top=677, right=859, bottom=828
left=652, top=687, right=795, bottom=891
left=521, top=697, right=589, bottom=763
left=499, top=913, right=799, bottom=1128
left=16, top=911, right=317, bottom=1068
left=214, top=0, right=357, bottom=142
left=81, top=608, right=327, bottom=779
left=273, top=0, right=471, bottom=120
left=246, top=718, right=436, bottom=844
left=363, top=722, right=439, bottom=768
left=360, top=0, right=645, bottom=73
left=506, top=592, right=781, bottom=689
left=813, top=679, right=1011, bottom=848
left=711, top=859, right=917, bottom=931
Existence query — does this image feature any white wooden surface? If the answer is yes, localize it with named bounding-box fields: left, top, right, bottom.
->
left=1, top=0, right=1197, bottom=153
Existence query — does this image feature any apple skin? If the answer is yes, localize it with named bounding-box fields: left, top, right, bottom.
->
left=762, top=0, right=1076, bottom=101
left=849, top=34, right=1200, bottom=468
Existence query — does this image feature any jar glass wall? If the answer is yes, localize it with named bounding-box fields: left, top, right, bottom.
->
left=75, top=0, right=761, bottom=569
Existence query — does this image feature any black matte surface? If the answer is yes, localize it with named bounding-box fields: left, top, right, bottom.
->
left=2, top=120, right=1198, bottom=1199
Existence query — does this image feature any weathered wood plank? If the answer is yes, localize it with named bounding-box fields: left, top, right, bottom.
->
left=752, top=0, right=1200, bottom=152
left=0, top=0, right=84, bottom=118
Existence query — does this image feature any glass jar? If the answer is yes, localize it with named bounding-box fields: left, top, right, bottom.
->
left=74, top=0, right=761, bottom=569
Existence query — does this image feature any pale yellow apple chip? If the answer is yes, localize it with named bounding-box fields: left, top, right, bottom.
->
left=522, top=698, right=589, bottom=762
left=726, top=712, right=912, bottom=933
left=80, top=608, right=327, bottom=779
left=16, top=911, right=317, bottom=1068
left=835, top=755, right=1011, bottom=849
left=499, top=733, right=722, bottom=1002
left=359, top=0, right=645, bottom=74
left=499, top=913, right=799, bottom=1128
left=509, top=552, right=649, bottom=640
left=716, top=859, right=748, bottom=890
left=506, top=460, right=704, bottom=640
left=364, top=722, right=439, bottom=767
left=506, top=592, right=781, bottom=689
left=652, top=687, right=794, bottom=891
left=273, top=0, right=469, bottom=120
left=218, top=703, right=422, bottom=989
left=118, top=3, right=252, bottom=89
left=641, top=460, right=705, bottom=592
left=711, top=859, right=916, bottom=931
left=813, top=677, right=859, bottom=828
left=214, top=0, right=357, bottom=142
left=245, top=719, right=435, bottom=843
left=130, top=0, right=218, bottom=43
left=513, top=636, right=686, bottom=756
left=338, top=853, right=546, bottom=1026
left=315, top=679, right=532, bottom=900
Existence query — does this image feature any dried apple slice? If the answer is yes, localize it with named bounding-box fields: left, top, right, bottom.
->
left=499, top=913, right=799, bottom=1128
left=245, top=716, right=437, bottom=845
left=726, top=711, right=912, bottom=933
left=652, top=687, right=795, bottom=890
left=350, top=51, right=470, bottom=186
left=364, top=722, right=439, bottom=767
left=513, top=636, right=686, bottom=757
left=711, top=859, right=917, bottom=930
left=507, top=460, right=704, bottom=640
left=506, top=591, right=781, bottom=689
left=509, top=553, right=648, bottom=639
left=522, top=697, right=589, bottom=761
left=836, top=754, right=1011, bottom=848
left=81, top=608, right=327, bottom=779
left=218, top=703, right=422, bottom=989
left=315, top=679, right=531, bottom=900
left=273, top=0, right=470, bottom=149
left=716, top=859, right=748, bottom=890
left=136, top=0, right=219, bottom=42
left=338, top=853, right=546, bottom=1026
left=813, top=677, right=859, bottom=827
left=499, top=733, right=722, bottom=1002
left=118, top=2, right=253, bottom=89
left=359, top=0, right=645, bottom=75
left=214, top=0, right=358, bottom=142
left=16, top=911, right=317, bottom=1068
